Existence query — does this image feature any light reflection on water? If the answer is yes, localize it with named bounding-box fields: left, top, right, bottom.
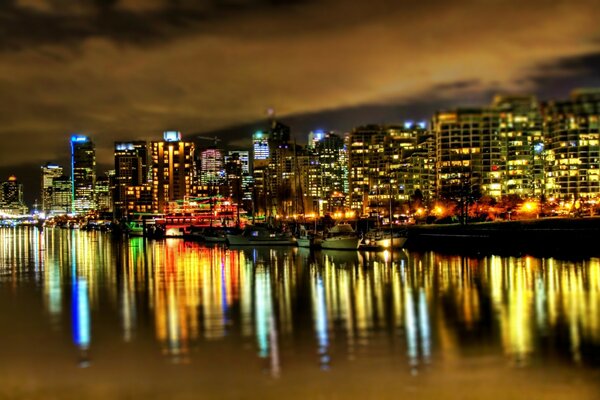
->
left=0, top=226, right=599, bottom=396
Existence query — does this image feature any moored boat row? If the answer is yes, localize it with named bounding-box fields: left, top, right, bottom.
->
left=121, top=213, right=408, bottom=251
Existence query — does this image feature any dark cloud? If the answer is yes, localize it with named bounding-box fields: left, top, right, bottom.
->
left=526, top=52, right=600, bottom=100
left=1, top=0, right=600, bottom=206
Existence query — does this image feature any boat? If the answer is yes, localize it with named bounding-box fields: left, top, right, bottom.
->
left=321, top=223, right=360, bottom=250
left=124, top=220, right=144, bottom=237
left=123, top=214, right=165, bottom=238
left=183, top=225, right=242, bottom=243
left=296, top=225, right=323, bottom=248
left=226, top=224, right=296, bottom=246
left=360, top=227, right=407, bottom=250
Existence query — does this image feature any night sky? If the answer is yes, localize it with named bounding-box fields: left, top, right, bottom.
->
left=1, top=0, right=600, bottom=205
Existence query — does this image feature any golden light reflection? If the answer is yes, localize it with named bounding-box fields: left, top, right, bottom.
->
left=1, top=228, right=599, bottom=372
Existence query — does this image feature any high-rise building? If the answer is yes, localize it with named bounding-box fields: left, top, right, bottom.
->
left=1, top=175, right=22, bottom=204
left=41, top=163, right=63, bottom=214
left=95, top=171, right=114, bottom=212
left=114, top=141, right=149, bottom=216
left=199, top=148, right=224, bottom=188
left=125, top=185, right=153, bottom=214
left=0, top=175, right=27, bottom=215
left=348, top=125, right=387, bottom=212
left=70, top=135, right=96, bottom=214
left=494, top=95, right=544, bottom=197
left=151, top=131, right=196, bottom=213
left=50, top=176, right=72, bottom=215
left=225, top=151, right=253, bottom=208
left=250, top=117, right=301, bottom=216
left=347, top=124, right=422, bottom=214
left=252, top=131, right=270, bottom=215
left=253, top=131, right=270, bottom=161
left=306, top=132, right=347, bottom=213
left=543, top=89, right=600, bottom=199
left=394, top=124, right=435, bottom=204
left=433, top=109, right=503, bottom=200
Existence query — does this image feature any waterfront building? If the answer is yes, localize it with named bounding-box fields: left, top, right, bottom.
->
left=267, top=119, right=294, bottom=215
left=306, top=132, right=348, bottom=214
left=225, top=151, right=253, bottom=210
left=251, top=118, right=298, bottom=216
left=0, top=175, right=28, bottom=215
left=395, top=128, right=436, bottom=204
left=543, top=89, right=600, bottom=199
left=70, top=135, right=96, bottom=214
left=252, top=133, right=270, bottom=216
left=41, top=163, right=63, bottom=214
left=199, top=148, right=225, bottom=191
left=125, top=185, right=153, bottom=214
left=433, top=108, right=503, bottom=200
left=95, top=171, right=114, bottom=213
left=114, top=141, right=149, bottom=216
left=494, top=95, right=544, bottom=198
left=50, top=176, right=71, bottom=215
left=348, top=125, right=386, bottom=213
left=151, top=131, right=196, bottom=213
left=348, top=124, right=421, bottom=214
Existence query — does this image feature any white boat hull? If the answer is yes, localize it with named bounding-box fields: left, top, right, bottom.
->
left=226, top=234, right=296, bottom=246
left=297, top=237, right=311, bottom=248
left=321, top=236, right=360, bottom=250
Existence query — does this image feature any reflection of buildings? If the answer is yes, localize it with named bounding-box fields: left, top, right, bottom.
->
left=148, top=241, right=242, bottom=358
left=2, top=228, right=596, bottom=371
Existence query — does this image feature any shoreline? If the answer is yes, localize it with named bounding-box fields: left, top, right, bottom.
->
left=405, top=217, right=600, bottom=256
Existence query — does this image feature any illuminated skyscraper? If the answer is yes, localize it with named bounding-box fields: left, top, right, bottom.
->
left=41, top=163, right=63, bottom=214
left=348, top=125, right=421, bottom=213
left=348, top=125, right=386, bottom=212
left=433, top=109, right=503, bottom=200
left=151, top=131, right=196, bottom=213
left=0, top=175, right=27, bottom=215
left=225, top=151, right=253, bottom=207
left=253, top=131, right=270, bottom=161
left=544, top=89, right=600, bottom=199
left=433, top=96, right=544, bottom=201
left=50, top=176, right=71, bottom=215
left=70, top=135, right=96, bottom=214
left=307, top=132, right=347, bottom=213
left=252, top=131, right=270, bottom=215
left=95, top=171, right=114, bottom=212
left=392, top=124, right=434, bottom=203
left=494, top=95, right=544, bottom=197
left=114, top=141, right=149, bottom=216
left=199, top=148, right=225, bottom=188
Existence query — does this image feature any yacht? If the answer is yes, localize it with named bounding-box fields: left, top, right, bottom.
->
left=296, top=226, right=323, bottom=249
left=321, top=223, right=360, bottom=250
left=360, top=227, right=407, bottom=250
left=226, top=224, right=296, bottom=246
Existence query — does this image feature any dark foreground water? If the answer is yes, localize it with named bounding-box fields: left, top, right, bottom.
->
left=0, top=227, right=599, bottom=399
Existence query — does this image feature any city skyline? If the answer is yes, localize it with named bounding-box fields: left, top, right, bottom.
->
left=1, top=0, right=600, bottom=203
left=2, top=87, right=600, bottom=208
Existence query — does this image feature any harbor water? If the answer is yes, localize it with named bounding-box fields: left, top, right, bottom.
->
left=0, top=227, right=599, bottom=399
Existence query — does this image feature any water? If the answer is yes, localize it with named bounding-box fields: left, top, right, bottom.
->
left=0, top=226, right=599, bottom=399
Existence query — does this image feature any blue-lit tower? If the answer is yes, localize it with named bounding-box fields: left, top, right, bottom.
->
left=70, top=135, right=96, bottom=214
